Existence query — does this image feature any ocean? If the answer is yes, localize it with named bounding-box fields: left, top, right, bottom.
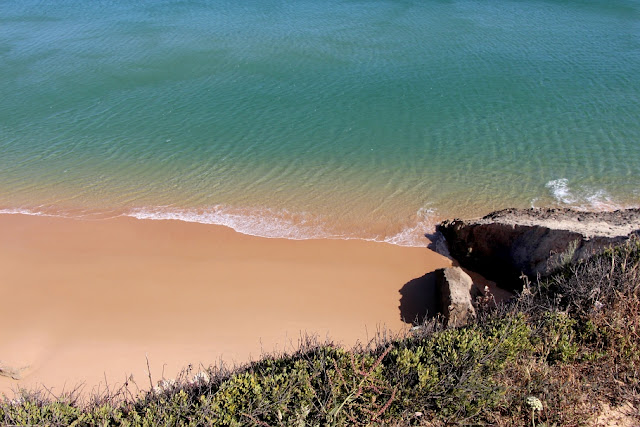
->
left=1, top=0, right=639, bottom=246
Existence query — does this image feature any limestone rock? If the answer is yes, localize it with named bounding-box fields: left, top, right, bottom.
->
left=436, top=267, right=478, bottom=327
left=437, top=208, right=640, bottom=289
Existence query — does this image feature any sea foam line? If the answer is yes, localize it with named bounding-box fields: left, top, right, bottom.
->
left=0, top=204, right=436, bottom=247
left=127, top=206, right=327, bottom=241
left=126, top=205, right=437, bottom=248
left=0, top=208, right=54, bottom=217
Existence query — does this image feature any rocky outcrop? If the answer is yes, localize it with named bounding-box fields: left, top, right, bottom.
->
left=436, top=267, right=479, bottom=327
left=437, top=208, right=640, bottom=289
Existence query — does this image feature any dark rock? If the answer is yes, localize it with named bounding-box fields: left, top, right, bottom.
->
left=437, top=208, right=640, bottom=290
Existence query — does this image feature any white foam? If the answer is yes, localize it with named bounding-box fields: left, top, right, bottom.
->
left=584, top=189, right=617, bottom=210
left=545, top=178, right=637, bottom=211
left=0, top=208, right=48, bottom=217
left=383, top=227, right=424, bottom=246
left=0, top=203, right=436, bottom=247
left=126, top=205, right=436, bottom=248
left=382, top=207, right=438, bottom=247
left=546, top=178, right=575, bottom=204
left=127, top=206, right=328, bottom=241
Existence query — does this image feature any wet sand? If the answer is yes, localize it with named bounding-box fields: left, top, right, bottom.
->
left=0, top=213, right=450, bottom=396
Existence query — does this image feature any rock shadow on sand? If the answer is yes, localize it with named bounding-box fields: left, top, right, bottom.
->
left=398, top=272, right=440, bottom=325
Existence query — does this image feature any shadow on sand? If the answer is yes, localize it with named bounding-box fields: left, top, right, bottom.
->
left=397, top=231, right=452, bottom=325
left=398, top=272, right=441, bottom=325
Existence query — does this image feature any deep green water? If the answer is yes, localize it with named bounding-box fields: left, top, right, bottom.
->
left=1, top=0, right=639, bottom=245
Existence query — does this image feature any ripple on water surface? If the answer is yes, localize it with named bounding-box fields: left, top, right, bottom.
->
left=0, top=0, right=639, bottom=245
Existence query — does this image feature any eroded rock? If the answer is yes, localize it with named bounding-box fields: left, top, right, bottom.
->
left=436, top=267, right=478, bottom=327
left=437, top=208, right=640, bottom=289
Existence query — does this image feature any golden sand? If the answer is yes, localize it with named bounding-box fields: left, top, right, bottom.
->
left=0, top=213, right=450, bottom=396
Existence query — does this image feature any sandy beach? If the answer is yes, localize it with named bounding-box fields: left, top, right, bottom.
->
left=0, top=213, right=450, bottom=396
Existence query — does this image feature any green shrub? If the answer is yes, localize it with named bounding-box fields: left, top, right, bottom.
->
left=537, top=311, right=579, bottom=364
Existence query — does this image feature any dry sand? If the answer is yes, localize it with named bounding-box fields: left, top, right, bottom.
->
left=0, top=213, right=450, bottom=396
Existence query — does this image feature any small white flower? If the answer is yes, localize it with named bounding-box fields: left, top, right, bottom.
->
left=594, top=300, right=604, bottom=311
left=526, top=396, right=543, bottom=412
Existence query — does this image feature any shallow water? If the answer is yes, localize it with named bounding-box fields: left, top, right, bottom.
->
left=1, top=0, right=639, bottom=245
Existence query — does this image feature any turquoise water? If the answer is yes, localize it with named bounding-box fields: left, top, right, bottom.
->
left=1, top=0, right=639, bottom=245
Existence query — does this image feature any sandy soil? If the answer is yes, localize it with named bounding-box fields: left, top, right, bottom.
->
left=0, top=213, right=451, bottom=397
left=594, top=402, right=638, bottom=426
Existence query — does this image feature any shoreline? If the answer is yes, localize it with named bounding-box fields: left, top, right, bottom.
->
left=0, top=213, right=451, bottom=396
left=0, top=205, right=444, bottom=248
left=2, top=190, right=637, bottom=251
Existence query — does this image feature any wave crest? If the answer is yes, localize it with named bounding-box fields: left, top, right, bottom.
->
left=126, top=205, right=437, bottom=247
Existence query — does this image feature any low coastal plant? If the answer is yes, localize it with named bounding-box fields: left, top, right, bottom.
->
left=2, top=239, right=639, bottom=425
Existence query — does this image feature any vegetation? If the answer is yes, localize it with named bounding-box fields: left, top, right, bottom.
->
left=2, top=239, right=640, bottom=425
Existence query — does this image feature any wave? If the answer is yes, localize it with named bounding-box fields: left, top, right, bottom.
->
left=0, top=203, right=437, bottom=247
left=544, top=179, right=638, bottom=211
left=127, top=206, right=328, bottom=241
left=126, top=205, right=437, bottom=248
left=545, top=178, right=575, bottom=204
left=0, top=208, right=51, bottom=216
left=382, top=207, right=437, bottom=247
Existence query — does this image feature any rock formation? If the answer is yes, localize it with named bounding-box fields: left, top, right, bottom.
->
left=436, top=267, right=479, bottom=327
left=437, top=208, right=640, bottom=290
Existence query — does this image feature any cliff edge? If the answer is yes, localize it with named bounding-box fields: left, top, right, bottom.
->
left=437, top=207, right=640, bottom=289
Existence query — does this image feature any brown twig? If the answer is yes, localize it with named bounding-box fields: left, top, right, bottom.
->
left=145, top=354, right=153, bottom=392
